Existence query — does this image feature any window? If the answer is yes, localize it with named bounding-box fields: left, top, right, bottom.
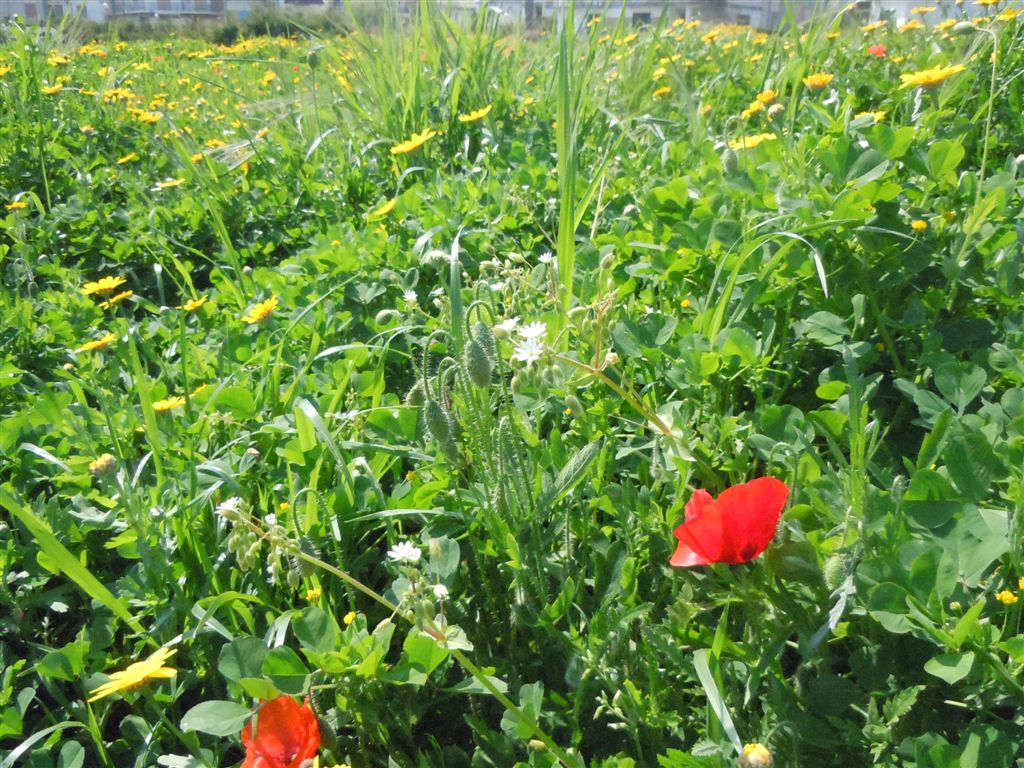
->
left=735, top=13, right=751, bottom=25
left=632, top=11, right=650, bottom=26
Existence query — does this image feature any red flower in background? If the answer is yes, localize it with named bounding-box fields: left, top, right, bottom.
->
left=241, top=696, right=320, bottom=768
left=868, top=44, right=887, bottom=58
left=669, top=477, right=790, bottom=567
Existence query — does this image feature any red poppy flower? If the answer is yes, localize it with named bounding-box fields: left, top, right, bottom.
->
left=867, top=44, right=887, bottom=58
left=669, top=477, right=789, bottom=567
left=241, top=696, right=320, bottom=768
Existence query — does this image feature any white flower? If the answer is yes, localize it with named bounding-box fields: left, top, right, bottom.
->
left=432, top=584, right=450, bottom=601
left=215, top=497, right=244, bottom=517
left=538, top=251, right=554, bottom=265
left=489, top=280, right=506, bottom=292
left=518, top=321, right=547, bottom=341
left=513, top=337, right=545, bottom=366
left=403, top=290, right=418, bottom=305
left=387, top=541, right=422, bottom=564
left=265, top=513, right=277, bottom=526
left=493, top=317, right=520, bottom=338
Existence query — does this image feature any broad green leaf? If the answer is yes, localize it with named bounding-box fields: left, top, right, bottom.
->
left=924, top=652, right=974, bottom=684
left=180, top=700, right=252, bottom=737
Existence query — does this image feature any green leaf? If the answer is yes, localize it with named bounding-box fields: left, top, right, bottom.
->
left=815, top=381, right=847, bottom=401
left=934, top=362, right=986, bottom=413
left=404, top=630, right=449, bottom=676
left=538, top=441, right=601, bottom=511
left=500, top=681, right=544, bottom=740
left=926, top=140, right=965, bottom=186
left=262, top=646, right=309, bottom=695
left=180, top=700, right=252, bottom=737
left=218, top=637, right=267, bottom=683
left=924, top=652, right=974, bottom=684
left=692, top=649, right=742, bottom=752
left=950, top=600, right=985, bottom=649
left=293, top=608, right=339, bottom=654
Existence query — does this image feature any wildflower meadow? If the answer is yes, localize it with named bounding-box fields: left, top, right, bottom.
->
left=2, top=2, right=1024, bottom=766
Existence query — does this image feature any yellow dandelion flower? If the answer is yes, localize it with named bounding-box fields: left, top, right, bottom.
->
left=88, top=453, right=117, bottom=474
left=367, top=198, right=397, bottom=221
left=911, top=219, right=928, bottom=232
left=343, top=611, right=357, bottom=625
left=153, top=396, right=186, bottom=413
left=899, top=19, right=925, bottom=31
left=0, top=64, right=13, bottom=77
left=739, top=743, right=773, bottom=768
left=87, top=647, right=177, bottom=702
left=390, top=128, right=439, bottom=155
left=457, top=104, right=492, bottom=123
left=180, top=295, right=208, bottom=312
left=998, top=7, right=1023, bottom=20
left=5, top=200, right=27, bottom=211
left=77, top=332, right=118, bottom=353
left=727, top=132, right=777, bottom=150
left=1018, top=576, right=1024, bottom=590
left=42, top=84, right=64, bottom=95
left=935, top=18, right=958, bottom=31
left=191, top=383, right=209, bottom=398
left=260, top=70, right=277, bottom=86
left=741, top=100, right=765, bottom=119
left=996, top=589, right=1019, bottom=605
left=156, top=178, right=184, bottom=189
left=305, top=587, right=322, bottom=602
left=802, top=72, right=834, bottom=90
left=81, top=125, right=96, bottom=134
left=82, top=275, right=127, bottom=296
left=855, top=110, right=887, bottom=122
left=900, top=64, right=966, bottom=89
left=912, top=5, right=937, bottom=12
left=99, top=290, right=133, bottom=309
left=116, top=152, right=138, bottom=165
left=242, top=295, right=279, bottom=324
left=756, top=89, right=778, bottom=105
left=975, top=0, right=1000, bottom=6
left=652, top=85, right=672, bottom=98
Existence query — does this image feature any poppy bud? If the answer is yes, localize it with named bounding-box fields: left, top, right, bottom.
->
left=465, top=339, right=493, bottom=387
left=721, top=147, right=739, bottom=173
left=406, top=380, right=426, bottom=406
left=424, top=400, right=451, bottom=444
left=472, top=320, right=497, bottom=360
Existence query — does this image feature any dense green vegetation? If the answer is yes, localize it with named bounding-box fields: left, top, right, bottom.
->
left=2, top=4, right=1024, bottom=767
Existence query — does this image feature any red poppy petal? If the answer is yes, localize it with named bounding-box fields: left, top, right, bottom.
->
left=242, top=696, right=321, bottom=768
left=715, top=477, right=789, bottom=563
left=684, top=488, right=714, bottom=522
left=671, top=503, right=731, bottom=566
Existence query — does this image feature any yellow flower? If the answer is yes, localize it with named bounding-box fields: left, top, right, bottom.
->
left=457, top=104, right=492, bottom=123
left=652, top=85, right=672, bottom=98
left=88, top=453, right=116, bottom=474
left=739, top=743, right=773, bottom=768
left=390, top=128, right=439, bottom=155
left=756, top=89, right=778, bottom=105
left=156, top=178, right=184, bottom=189
left=260, top=70, right=277, bottom=86
left=153, top=396, right=186, bottom=413
left=117, top=152, right=138, bottom=165
left=367, top=198, right=397, bottom=221
left=343, top=611, right=357, bottom=625
left=242, top=295, right=279, bottom=324
left=99, top=290, right=133, bottom=309
left=191, top=383, right=209, bottom=397
left=855, top=110, right=886, bottom=122
left=996, top=589, right=1019, bottom=605
left=42, top=84, right=64, bottom=95
left=727, top=132, right=777, bottom=150
left=82, top=275, right=127, bottom=296
left=179, top=295, right=208, bottom=312
left=741, top=100, right=765, bottom=119
left=899, top=19, right=925, bottom=31
left=911, top=219, right=928, bottom=232
left=998, top=7, right=1023, bottom=20
left=0, top=64, right=13, bottom=77
left=935, top=18, right=957, bottom=31
left=862, top=20, right=887, bottom=32
left=1018, top=576, right=1024, bottom=590
left=900, top=64, right=966, bottom=89
left=5, top=200, right=27, bottom=211
left=912, top=5, right=937, bottom=12
left=975, top=0, right=1000, bottom=5
left=802, top=72, right=834, bottom=90
left=305, top=587, right=322, bottom=602
left=81, top=125, right=96, bottom=134
left=77, top=332, right=118, bottom=353
left=87, top=647, right=177, bottom=702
